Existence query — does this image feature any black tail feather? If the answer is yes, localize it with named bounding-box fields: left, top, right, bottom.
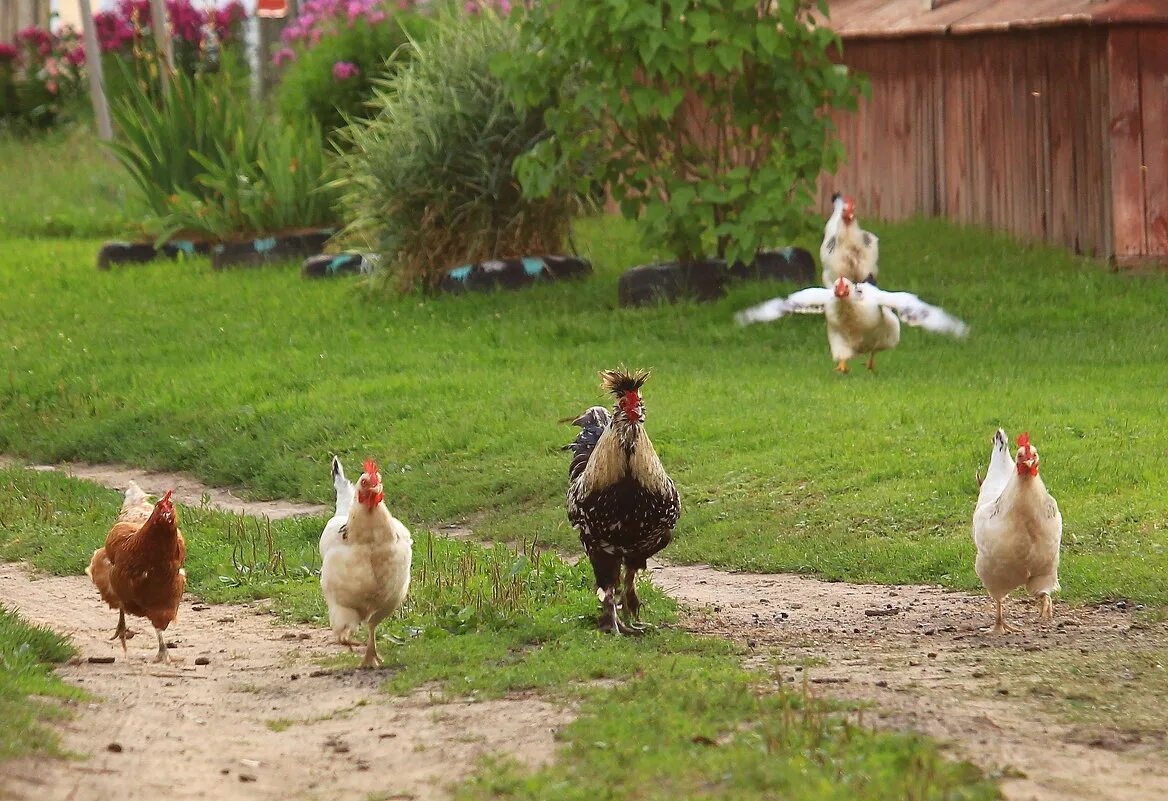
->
left=564, top=406, right=611, bottom=482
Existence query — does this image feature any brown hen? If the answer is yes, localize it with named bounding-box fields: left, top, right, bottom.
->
left=87, top=488, right=186, bottom=662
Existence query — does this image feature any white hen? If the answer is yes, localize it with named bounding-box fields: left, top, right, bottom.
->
left=117, top=480, right=155, bottom=524
left=821, top=192, right=879, bottom=287
left=972, top=430, right=1062, bottom=634
left=319, top=459, right=412, bottom=667
left=735, top=276, right=969, bottom=372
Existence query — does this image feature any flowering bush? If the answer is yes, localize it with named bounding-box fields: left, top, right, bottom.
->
left=94, top=0, right=248, bottom=59
left=275, top=0, right=429, bottom=134
left=0, top=26, right=87, bottom=128
left=93, top=0, right=249, bottom=114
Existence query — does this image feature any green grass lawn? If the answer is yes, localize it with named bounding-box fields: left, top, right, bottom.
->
left=0, top=467, right=996, bottom=799
left=0, top=126, right=138, bottom=239
left=1, top=209, right=1166, bottom=605
left=0, top=605, right=83, bottom=760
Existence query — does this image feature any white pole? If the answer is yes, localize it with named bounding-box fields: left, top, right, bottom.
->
left=148, top=0, right=173, bottom=74
left=77, top=0, right=113, bottom=140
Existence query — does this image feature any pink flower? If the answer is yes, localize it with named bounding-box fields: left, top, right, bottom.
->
left=0, top=43, right=19, bottom=64
left=67, top=46, right=86, bottom=66
left=332, top=60, right=359, bottom=80
left=46, top=79, right=58, bottom=94
left=272, top=46, right=296, bottom=66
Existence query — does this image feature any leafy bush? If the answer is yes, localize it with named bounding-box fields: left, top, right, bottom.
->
left=106, top=61, right=338, bottom=242
left=274, top=0, right=427, bottom=134
left=158, top=114, right=340, bottom=242
left=496, top=0, right=865, bottom=265
left=0, top=26, right=86, bottom=129
left=334, top=9, right=579, bottom=292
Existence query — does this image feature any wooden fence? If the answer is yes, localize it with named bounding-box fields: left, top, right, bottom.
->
left=1, top=0, right=51, bottom=44
left=818, top=24, right=1168, bottom=265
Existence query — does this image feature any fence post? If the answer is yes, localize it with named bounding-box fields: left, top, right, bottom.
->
left=149, top=0, right=173, bottom=72
left=78, top=0, right=113, bottom=141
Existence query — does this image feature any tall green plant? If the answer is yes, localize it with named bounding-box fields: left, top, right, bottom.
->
left=159, top=115, right=340, bottom=241
left=105, top=58, right=338, bottom=242
left=495, top=0, right=865, bottom=265
left=104, top=59, right=258, bottom=221
left=333, top=9, right=579, bottom=292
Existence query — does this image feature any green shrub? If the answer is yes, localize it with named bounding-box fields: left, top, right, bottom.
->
left=495, top=0, right=866, bottom=265
left=333, top=9, right=579, bottom=292
left=275, top=14, right=426, bottom=135
left=105, top=60, right=258, bottom=223
left=158, top=114, right=340, bottom=242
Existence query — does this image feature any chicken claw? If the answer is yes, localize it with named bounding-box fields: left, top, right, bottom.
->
left=110, top=609, right=137, bottom=654
left=983, top=598, right=1023, bottom=635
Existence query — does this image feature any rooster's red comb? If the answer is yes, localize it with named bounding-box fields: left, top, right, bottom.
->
left=160, top=489, right=174, bottom=505
left=363, top=459, right=379, bottom=477
left=1017, top=432, right=1031, bottom=450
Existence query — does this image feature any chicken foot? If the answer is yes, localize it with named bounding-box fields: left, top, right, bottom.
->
left=1038, top=593, right=1054, bottom=622
left=835, top=360, right=850, bottom=373
left=866, top=353, right=877, bottom=372
left=361, top=620, right=383, bottom=668
left=619, top=568, right=653, bottom=632
left=109, top=609, right=137, bottom=655
left=984, top=597, right=1022, bottom=635
left=153, top=628, right=171, bottom=663
left=597, top=586, right=642, bottom=636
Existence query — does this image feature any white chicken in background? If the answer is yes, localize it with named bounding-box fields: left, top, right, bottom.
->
left=319, top=459, right=412, bottom=667
left=821, top=192, right=879, bottom=287
left=972, top=430, right=1062, bottom=635
left=117, top=480, right=155, bottom=524
left=735, top=276, right=969, bottom=372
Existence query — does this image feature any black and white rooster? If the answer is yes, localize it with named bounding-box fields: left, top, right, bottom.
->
left=564, top=369, right=680, bottom=634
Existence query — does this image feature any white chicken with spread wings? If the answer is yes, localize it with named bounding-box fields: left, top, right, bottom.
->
left=319, top=459, right=411, bottom=667
left=973, top=430, right=1062, bottom=635
left=735, top=276, right=969, bottom=372
left=821, top=192, right=879, bottom=287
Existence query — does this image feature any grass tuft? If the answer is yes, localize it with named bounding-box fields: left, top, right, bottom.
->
left=0, top=605, right=84, bottom=760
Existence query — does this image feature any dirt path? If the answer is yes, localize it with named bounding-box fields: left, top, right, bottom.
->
left=4, top=460, right=1168, bottom=801
left=653, top=563, right=1168, bottom=801
left=0, top=563, right=571, bottom=801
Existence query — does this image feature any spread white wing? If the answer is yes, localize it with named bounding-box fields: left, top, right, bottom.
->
left=864, top=286, right=970, bottom=338
left=735, top=287, right=833, bottom=326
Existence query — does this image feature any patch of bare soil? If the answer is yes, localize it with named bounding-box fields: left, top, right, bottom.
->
left=650, top=562, right=1168, bottom=801
left=0, top=564, right=571, bottom=801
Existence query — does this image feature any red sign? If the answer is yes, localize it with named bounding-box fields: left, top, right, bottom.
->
left=257, top=0, right=288, bottom=18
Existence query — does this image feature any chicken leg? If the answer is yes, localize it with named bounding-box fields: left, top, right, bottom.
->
left=866, top=353, right=877, bottom=372
left=620, top=566, right=653, bottom=632
left=835, top=360, right=850, bottom=373
left=153, top=628, right=170, bottom=663
left=1038, top=593, right=1054, bottom=622
left=597, top=586, right=641, bottom=636
left=361, top=620, right=382, bottom=668
left=985, top=597, right=1022, bottom=635
left=109, top=609, right=137, bottom=655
